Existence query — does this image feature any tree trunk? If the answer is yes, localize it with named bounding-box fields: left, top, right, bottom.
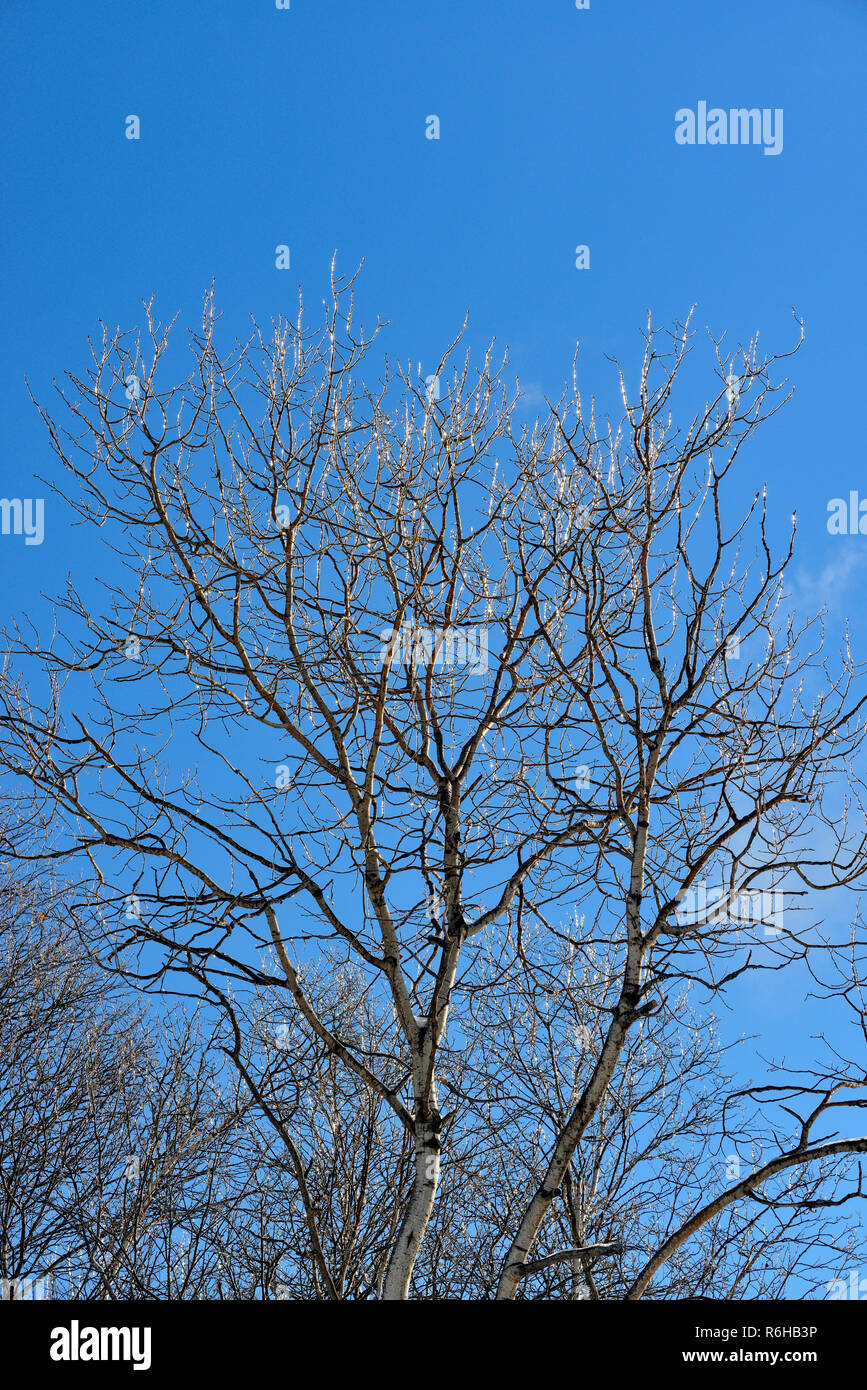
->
left=381, top=1117, right=441, bottom=1300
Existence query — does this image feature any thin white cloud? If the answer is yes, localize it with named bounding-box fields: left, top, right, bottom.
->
left=790, top=546, right=867, bottom=615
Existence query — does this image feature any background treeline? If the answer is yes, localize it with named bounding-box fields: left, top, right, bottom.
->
left=2, top=853, right=860, bottom=1301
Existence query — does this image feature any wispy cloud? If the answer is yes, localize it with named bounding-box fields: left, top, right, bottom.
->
left=515, top=381, right=547, bottom=410
left=790, top=546, right=867, bottom=615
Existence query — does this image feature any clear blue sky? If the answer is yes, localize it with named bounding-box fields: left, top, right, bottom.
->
left=2, top=0, right=866, bottom=1147
left=2, top=0, right=865, bottom=589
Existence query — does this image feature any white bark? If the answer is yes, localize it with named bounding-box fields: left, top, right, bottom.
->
left=381, top=1118, right=441, bottom=1300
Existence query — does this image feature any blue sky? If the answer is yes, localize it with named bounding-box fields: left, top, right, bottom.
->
left=2, top=0, right=867, bottom=1228
left=2, top=0, right=865, bottom=593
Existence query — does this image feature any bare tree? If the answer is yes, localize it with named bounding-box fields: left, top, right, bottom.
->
left=221, top=958, right=414, bottom=1299
left=3, top=268, right=867, bottom=1298
left=424, top=924, right=864, bottom=1300
left=0, top=830, right=254, bottom=1300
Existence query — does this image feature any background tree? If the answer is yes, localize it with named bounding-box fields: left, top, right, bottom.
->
left=0, top=823, right=253, bottom=1300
